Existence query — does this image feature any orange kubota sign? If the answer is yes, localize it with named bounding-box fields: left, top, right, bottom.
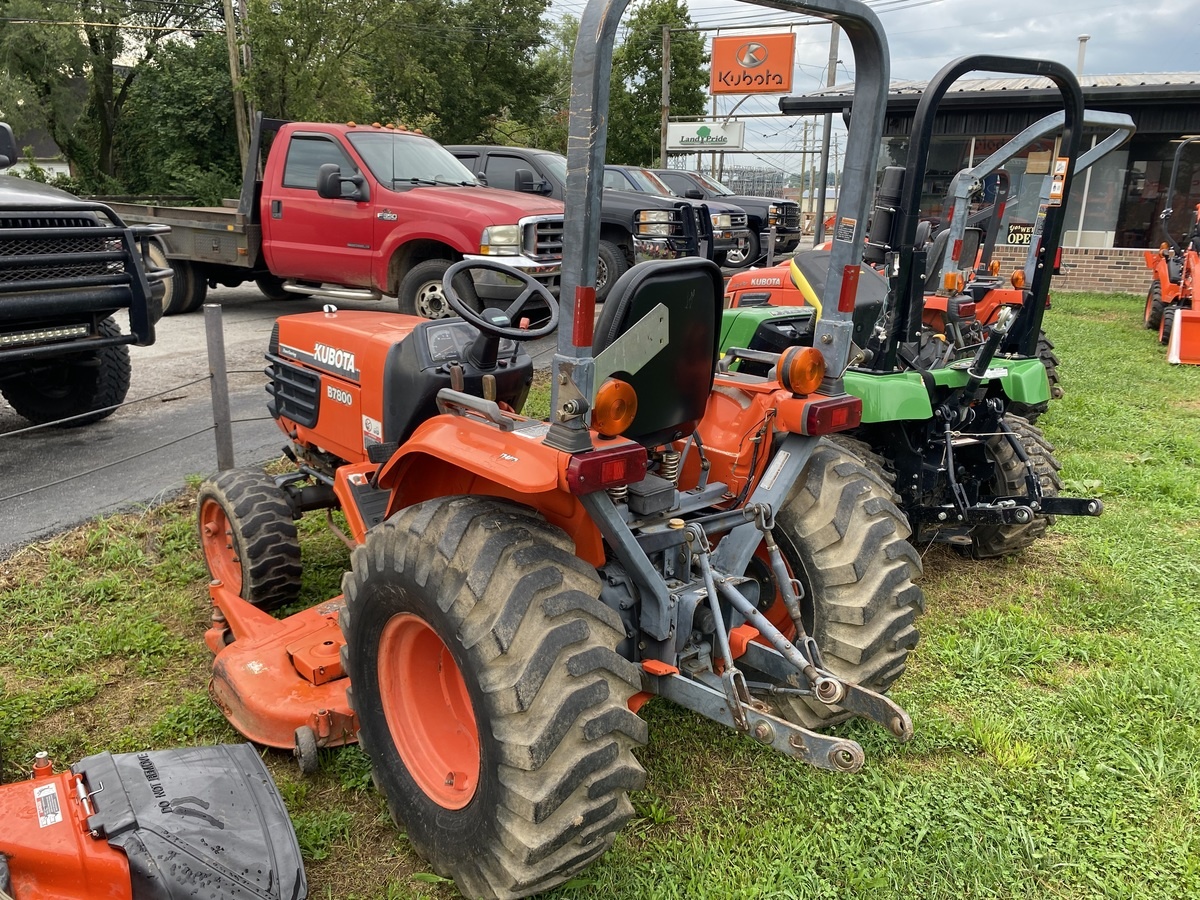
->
left=710, top=33, right=795, bottom=94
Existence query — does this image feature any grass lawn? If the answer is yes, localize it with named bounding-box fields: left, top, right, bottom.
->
left=2, top=291, right=1199, bottom=899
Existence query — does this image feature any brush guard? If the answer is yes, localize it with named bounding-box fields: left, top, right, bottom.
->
left=641, top=512, right=912, bottom=775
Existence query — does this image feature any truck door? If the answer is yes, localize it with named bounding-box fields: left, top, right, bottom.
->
left=261, top=133, right=375, bottom=286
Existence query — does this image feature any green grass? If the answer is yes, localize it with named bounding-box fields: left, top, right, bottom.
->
left=3, top=291, right=1200, bottom=898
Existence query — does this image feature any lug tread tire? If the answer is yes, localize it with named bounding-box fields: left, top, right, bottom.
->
left=1145, top=281, right=1165, bottom=331
left=0, top=317, right=131, bottom=427
left=197, top=468, right=301, bottom=610
left=340, top=496, right=646, bottom=900
left=772, top=441, right=924, bottom=729
left=968, top=416, right=1063, bottom=559
left=1007, top=330, right=1060, bottom=423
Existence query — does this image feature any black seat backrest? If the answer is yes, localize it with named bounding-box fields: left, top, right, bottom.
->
left=922, top=227, right=952, bottom=293
left=592, top=257, right=723, bottom=447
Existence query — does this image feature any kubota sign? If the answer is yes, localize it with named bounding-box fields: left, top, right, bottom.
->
left=710, top=33, right=795, bottom=95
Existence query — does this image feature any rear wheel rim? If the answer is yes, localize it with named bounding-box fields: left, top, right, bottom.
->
left=199, top=498, right=242, bottom=594
left=378, top=613, right=480, bottom=809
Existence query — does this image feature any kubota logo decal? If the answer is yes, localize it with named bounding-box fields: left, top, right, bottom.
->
left=279, top=341, right=360, bottom=383
left=314, top=343, right=356, bottom=373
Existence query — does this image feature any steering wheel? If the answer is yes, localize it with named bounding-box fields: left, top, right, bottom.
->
left=442, top=259, right=559, bottom=340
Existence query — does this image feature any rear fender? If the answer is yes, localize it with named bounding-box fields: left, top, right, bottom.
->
left=930, top=356, right=1051, bottom=405
left=375, top=415, right=605, bottom=566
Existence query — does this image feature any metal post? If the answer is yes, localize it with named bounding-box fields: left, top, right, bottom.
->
left=813, top=25, right=840, bottom=244
left=204, top=304, right=236, bottom=472
left=660, top=25, right=671, bottom=167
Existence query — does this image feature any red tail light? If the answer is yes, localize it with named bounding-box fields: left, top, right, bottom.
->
left=803, top=395, right=863, bottom=435
left=1053, top=246, right=1063, bottom=274
left=566, top=443, right=648, bottom=494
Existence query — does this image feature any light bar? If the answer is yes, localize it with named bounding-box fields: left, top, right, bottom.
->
left=0, top=324, right=90, bottom=347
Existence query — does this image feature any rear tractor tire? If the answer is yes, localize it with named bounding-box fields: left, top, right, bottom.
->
left=0, top=316, right=130, bottom=427
left=197, top=468, right=301, bottom=611
left=753, top=440, right=924, bottom=730
left=968, top=416, right=1063, bottom=559
left=340, top=496, right=647, bottom=899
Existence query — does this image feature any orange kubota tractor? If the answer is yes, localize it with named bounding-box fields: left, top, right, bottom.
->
left=1144, top=135, right=1200, bottom=361
left=196, top=0, right=927, bottom=896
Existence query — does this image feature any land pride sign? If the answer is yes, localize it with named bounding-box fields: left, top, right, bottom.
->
left=710, top=33, right=795, bottom=95
left=666, top=122, right=746, bottom=151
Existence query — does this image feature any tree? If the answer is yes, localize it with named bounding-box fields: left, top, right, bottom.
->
left=607, top=0, right=707, bottom=167
left=0, top=0, right=219, bottom=186
left=481, top=15, right=576, bottom=152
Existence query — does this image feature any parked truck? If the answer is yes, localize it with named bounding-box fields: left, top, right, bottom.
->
left=0, top=123, right=170, bottom=427
left=449, top=144, right=713, bottom=303
left=110, top=117, right=566, bottom=318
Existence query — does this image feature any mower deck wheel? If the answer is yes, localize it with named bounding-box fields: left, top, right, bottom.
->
left=197, top=468, right=302, bottom=611
left=968, top=416, right=1063, bottom=559
left=759, top=440, right=924, bottom=730
left=293, top=725, right=319, bottom=775
left=341, top=496, right=647, bottom=898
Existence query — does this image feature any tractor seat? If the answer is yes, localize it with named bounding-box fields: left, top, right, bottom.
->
left=922, top=227, right=952, bottom=294
left=790, top=249, right=887, bottom=348
left=592, top=257, right=723, bottom=447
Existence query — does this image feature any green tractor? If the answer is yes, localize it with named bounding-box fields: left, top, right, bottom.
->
left=721, top=55, right=1106, bottom=558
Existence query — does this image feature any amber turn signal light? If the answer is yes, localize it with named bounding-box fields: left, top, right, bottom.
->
left=593, top=378, right=637, bottom=437
left=1010, top=269, right=1026, bottom=289
left=989, top=259, right=1001, bottom=276
left=780, top=346, right=826, bottom=395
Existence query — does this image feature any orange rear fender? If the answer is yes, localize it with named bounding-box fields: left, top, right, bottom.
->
left=375, top=415, right=605, bottom=566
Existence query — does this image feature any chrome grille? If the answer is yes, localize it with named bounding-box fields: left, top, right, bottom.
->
left=522, top=216, right=564, bottom=261
left=730, top=212, right=748, bottom=229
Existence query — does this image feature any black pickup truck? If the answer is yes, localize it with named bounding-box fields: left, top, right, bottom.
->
left=448, top=144, right=713, bottom=302
left=0, top=124, right=170, bottom=426
left=652, top=168, right=802, bottom=268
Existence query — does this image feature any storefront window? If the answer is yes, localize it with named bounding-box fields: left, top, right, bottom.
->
left=1114, top=137, right=1200, bottom=248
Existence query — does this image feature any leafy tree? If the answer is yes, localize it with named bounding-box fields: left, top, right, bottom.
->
left=607, top=0, right=707, bottom=166
left=116, top=34, right=241, bottom=203
left=0, top=0, right=219, bottom=186
left=481, top=15, right=576, bottom=151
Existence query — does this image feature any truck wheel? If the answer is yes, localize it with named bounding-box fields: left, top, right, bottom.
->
left=397, top=258, right=479, bottom=319
left=178, top=261, right=209, bottom=314
left=1006, top=330, right=1060, bottom=424
left=968, top=416, right=1063, bottom=559
left=340, top=496, right=646, bottom=898
left=256, top=274, right=311, bottom=301
left=721, top=231, right=759, bottom=269
left=153, top=250, right=206, bottom=316
left=753, top=440, right=924, bottom=730
left=197, top=468, right=301, bottom=610
left=596, top=240, right=629, bottom=304
left=0, top=317, right=131, bottom=427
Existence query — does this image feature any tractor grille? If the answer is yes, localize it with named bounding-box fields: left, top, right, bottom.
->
left=522, top=216, right=564, bottom=262
left=0, top=212, right=121, bottom=286
left=265, top=354, right=321, bottom=428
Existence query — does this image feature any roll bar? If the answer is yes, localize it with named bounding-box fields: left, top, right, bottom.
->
left=1159, top=135, right=1200, bottom=253
left=547, top=0, right=891, bottom=451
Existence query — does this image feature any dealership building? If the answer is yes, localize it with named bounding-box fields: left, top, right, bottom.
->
left=786, top=74, right=1200, bottom=294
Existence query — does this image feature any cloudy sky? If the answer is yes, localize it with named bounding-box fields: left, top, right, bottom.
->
left=551, top=0, right=1200, bottom=177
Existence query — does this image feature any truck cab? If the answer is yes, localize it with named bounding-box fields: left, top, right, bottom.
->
left=448, top=144, right=711, bottom=302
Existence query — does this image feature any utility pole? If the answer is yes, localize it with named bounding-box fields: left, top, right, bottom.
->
left=814, top=25, right=839, bottom=243
left=222, top=0, right=250, bottom=170
left=660, top=25, right=671, bottom=168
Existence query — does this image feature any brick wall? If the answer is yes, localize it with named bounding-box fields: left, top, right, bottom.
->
left=991, top=246, right=1149, bottom=295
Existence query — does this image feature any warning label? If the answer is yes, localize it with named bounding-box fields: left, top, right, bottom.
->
left=834, top=217, right=857, bottom=243
left=34, top=783, right=62, bottom=827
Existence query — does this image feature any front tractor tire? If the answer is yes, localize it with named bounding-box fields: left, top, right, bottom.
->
left=764, top=440, right=924, bottom=730
left=0, top=316, right=131, bottom=427
left=1145, top=281, right=1165, bottom=331
left=340, top=496, right=647, bottom=899
left=968, top=416, right=1063, bottom=559
left=197, top=468, right=301, bottom=610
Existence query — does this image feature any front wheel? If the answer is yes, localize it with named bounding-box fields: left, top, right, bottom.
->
left=397, top=258, right=479, bottom=318
left=752, top=440, right=924, bottom=730
left=197, top=468, right=301, bottom=610
left=1145, top=281, right=1165, bottom=331
left=721, top=231, right=760, bottom=269
left=0, top=317, right=131, bottom=427
left=595, top=239, right=629, bottom=304
left=968, top=416, right=1063, bottom=559
left=341, top=496, right=646, bottom=898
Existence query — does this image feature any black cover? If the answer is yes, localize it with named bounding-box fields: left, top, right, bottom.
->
left=75, top=743, right=306, bottom=900
left=593, top=257, right=723, bottom=447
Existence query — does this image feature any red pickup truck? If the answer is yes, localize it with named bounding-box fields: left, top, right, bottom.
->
left=110, top=117, right=565, bottom=317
